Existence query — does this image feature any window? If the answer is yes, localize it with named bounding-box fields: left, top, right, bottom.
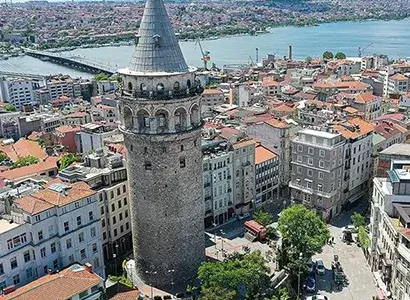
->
left=114, top=229, right=118, bottom=237
left=79, top=232, right=84, bottom=243
left=23, top=251, right=31, bottom=262
left=118, top=200, right=122, bottom=209
left=13, top=274, right=20, bottom=285
left=10, top=257, right=18, bottom=269
left=297, top=155, right=302, bottom=163
left=51, top=242, right=56, bottom=253
left=48, top=225, right=53, bottom=236
left=297, top=145, right=303, bottom=152
left=102, top=219, right=106, bottom=228
left=35, top=215, right=41, bottom=222
left=319, top=160, right=325, bottom=168
left=307, top=169, right=313, bottom=177
left=26, top=267, right=33, bottom=279
left=120, top=225, right=124, bottom=233
left=0, top=263, right=3, bottom=275
left=89, top=211, right=94, bottom=221
left=40, top=247, right=46, bottom=258
left=91, top=227, right=96, bottom=238
left=307, top=158, right=313, bottom=166
left=145, top=161, right=152, bottom=170
left=318, top=172, right=324, bottom=180
left=124, top=198, right=127, bottom=206
left=103, top=232, right=107, bottom=240
left=111, top=203, right=115, bottom=212
left=125, top=210, right=129, bottom=218
left=38, top=231, right=43, bottom=241
left=79, top=290, right=89, bottom=299
left=77, top=216, right=82, bottom=226
left=0, top=281, right=6, bottom=290
left=113, top=216, right=117, bottom=224
left=64, top=222, right=69, bottom=232
left=317, top=150, right=324, bottom=158
left=53, top=259, right=58, bottom=269
left=100, top=206, right=104, bottom=215
left=123, top=185, right=126, bottom=193
left=66, top=238, right=72, bottom=249
left=69, top=255, right=75, bottom=264
left=180, top=157, right=186, bottom=168
left=318, top=184, right=323, bottom=192
left=92, top=243, right=98, bottom=254
left=119, top=213, right=123, bottom=221
left=297, top=166, right=302, bottom=174
left=110, top=191, right=114, bottom=199
left=126, top=222, right=130, bottom=230
left=80, top=249, right=86, bottom=260
left=117, top=187, right=120, bottom=196
left=306, top=181, right=312, bottom=189
left=308, top=147, right=313, bottom=155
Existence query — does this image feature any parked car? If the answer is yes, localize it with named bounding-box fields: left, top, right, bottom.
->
left=306, top=295, right=329, bottom=300
left=316, top=259, right=325, bottom=275
left=307, top=258, right=316, bottom=272
left=342, top=225, right=358, bottom=233
left=237, top=212, right=251, bottom=220
left=305, top=272, right=316, bottom=293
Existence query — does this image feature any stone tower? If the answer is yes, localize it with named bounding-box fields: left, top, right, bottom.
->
left=117, top=0, right=205, bottom=287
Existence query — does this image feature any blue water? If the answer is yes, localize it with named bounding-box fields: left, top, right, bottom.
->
left=3, top=19, right=410, bottom=78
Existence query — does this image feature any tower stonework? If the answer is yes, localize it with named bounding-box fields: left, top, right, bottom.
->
left=117, top=0, right=205, bottom=287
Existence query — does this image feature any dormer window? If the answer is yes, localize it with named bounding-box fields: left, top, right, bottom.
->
left=153, top=35, right=161, bottom=47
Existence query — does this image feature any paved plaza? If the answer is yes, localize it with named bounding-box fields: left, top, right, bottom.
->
left=311, top=205, right=378, bottom=300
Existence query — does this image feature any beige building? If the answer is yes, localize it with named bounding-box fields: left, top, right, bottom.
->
left=201, top=88, right=225, bottom=117
left=232, top=139, right=256, bottom=214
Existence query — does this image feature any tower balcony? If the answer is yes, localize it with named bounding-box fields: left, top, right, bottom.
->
left=118, top=84, right=204, bottom=101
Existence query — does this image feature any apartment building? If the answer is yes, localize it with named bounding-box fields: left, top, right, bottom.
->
left=289, top=128, right=345, bottom=220
left=232, top=139, right=256, bottom=214
left=333, top=117, right=374, bottom=205
left=58, top=150, right=131, bottom=261
left=0, top=181, right=105, bottom=290
left=0, top=77, right=42, bottom=110
left=254, top=143, right=279, bottom=209
left=387, top=73, right=409, bottom=97
left=78, top=123, right=120, bottom=153
left=201, top=89, right=225, bottom=117
left=247, top=118, right=291, bottom=195
left=350, top=92, right=382, bottom=121
left=202, top=141, right=234, bottom=228
left=1, top=263, right=105, bottom=299
left=369, top=160, right=410, bottom=298
left=45, top=76, right=82, bottom=100
left=262, top=76, right=281, bottom=97
left=0, top=111, right=20, bottom=140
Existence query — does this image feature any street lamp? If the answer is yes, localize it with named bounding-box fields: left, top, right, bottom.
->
left=114, top=243, right=119, bottom=274
left=167, top=269, right=175, bottom=294
left=213, top=222, right=218, bottom=248
left=297, top=252, right=303, bottom=300
left=220, top=229, right=225, bottom=252
left=145, top=270, right=157, bottom=300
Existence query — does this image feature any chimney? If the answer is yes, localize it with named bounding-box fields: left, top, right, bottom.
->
left=288, top=45, right=293, bottom=61
left=85, top=263, right=93, bottom=273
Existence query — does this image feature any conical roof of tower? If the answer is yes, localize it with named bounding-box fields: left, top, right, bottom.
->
left=129, top=0, right=189, bottom=74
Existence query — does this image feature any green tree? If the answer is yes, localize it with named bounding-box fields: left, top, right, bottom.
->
left=305, top=56, right=313, bottom=63
left=253, top=208, right=274, bottom=227
left=278, top=204, right=330, bottom=265
left=4, top=104, right=17, bottom=112
left=322, top=51, right=334, bottom=60
left=0, top=152, right=8, bottom=163
left=59, top=153, right=81, bottom=170
left=335, top=51, right=347, bottom=59
left=94, top=73, right=110, bottom=81
left=358, top=226, right=370, bottom=249
left=12, top=155, right=40, bottom=168
left=198, top=251, right=270, bottom=299
left=351, top=212, right=366, bottom=228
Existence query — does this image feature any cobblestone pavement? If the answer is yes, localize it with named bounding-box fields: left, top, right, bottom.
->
left=311, top=204, right=378, bottom=300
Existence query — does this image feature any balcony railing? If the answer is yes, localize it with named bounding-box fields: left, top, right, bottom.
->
left=119, top=84, right=204, bottom=101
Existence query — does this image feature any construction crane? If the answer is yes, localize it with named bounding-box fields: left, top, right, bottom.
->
left=195, top=38, right=211, bottom=70
left=358, top=42, right=373, bottom=58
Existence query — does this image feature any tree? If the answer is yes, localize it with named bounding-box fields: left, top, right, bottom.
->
left=278, top=205, right=330, bottom=265
left=94, top=73, right=110, bottom=81
left=335, top=51, right=346, bottom=60
left=59, top=153, right=81, bottom=170
left=253, top=208, right=274, bottom=227
left=4, top=104, right=17, bottom=112
left=358, top=226, right=370, bottom=249
left=12, top=155, right=40, bottom=168
left=0, top=152, right=8, bottom=163
left=322, top=51, right=334, bottom=60
left=197, top=251, right=270, bottom=299
left=351, top=212, right=366, bottom=228
left=305, top=56, right=312, bottom=63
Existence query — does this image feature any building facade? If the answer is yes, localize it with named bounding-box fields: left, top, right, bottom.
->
left=0, top=77, right=42, bottom=110
left=117, top=0, right=205, bottom=287
left=290, top=129, right=345, bottom=220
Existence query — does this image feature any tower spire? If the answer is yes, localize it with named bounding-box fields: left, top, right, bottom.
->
left=129, top=0, right=188, bottom=73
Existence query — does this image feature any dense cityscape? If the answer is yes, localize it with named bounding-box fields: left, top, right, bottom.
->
left=0, top=0, right=410, bottom=300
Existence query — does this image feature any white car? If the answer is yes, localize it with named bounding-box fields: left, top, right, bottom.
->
left=316, top=259, right=325, bottom=275
left=237, top=212, right=251, bottom=220
left=307, top=258, right=316, bottom=272
left=307, top=296, right=329, bottom=300
left=342, top=225, right=359, bottom=233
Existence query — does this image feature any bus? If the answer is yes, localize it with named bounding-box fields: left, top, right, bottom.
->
left=244, top=220, right=267, bottom=241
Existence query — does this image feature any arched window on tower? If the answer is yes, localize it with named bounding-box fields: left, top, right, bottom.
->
left=123, top=107, right=133, bottom=129
left=180, top=157, right=186, bottom=168
left=187, top=79, right=191, bottom=88
left=128, top=82, right=133, bottom=92
left=174, top=81, right=180, bottom=91
left=145, top=161, right=152, bottom=170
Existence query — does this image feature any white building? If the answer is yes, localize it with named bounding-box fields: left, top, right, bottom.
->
left=203, top=141, right=234, bottom=227
left=0, top=181, right=105, bottom=290
left=0, top=77, right=42, bottom=110
left=78, top=123, right=120, bottom=153
left=46, top=76, right=81, bottom=100
left=58, top=150, right=132, bottom=262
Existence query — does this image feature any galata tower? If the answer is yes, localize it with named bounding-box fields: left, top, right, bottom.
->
left=117, top=0, right=205, bottom=288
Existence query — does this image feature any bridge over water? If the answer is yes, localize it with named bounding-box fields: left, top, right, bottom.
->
left=24, top=50, right=117, bottom=75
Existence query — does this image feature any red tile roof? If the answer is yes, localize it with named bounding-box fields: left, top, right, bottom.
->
left=0, top=138, right=47, bottom=161
left=0, top=156, right=60, bottom=181
left=255, top=145, right=278, bottom=164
